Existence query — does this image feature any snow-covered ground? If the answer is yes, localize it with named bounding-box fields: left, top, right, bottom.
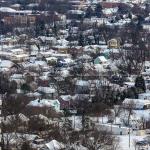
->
left=118, top=135, right=149, bottom=150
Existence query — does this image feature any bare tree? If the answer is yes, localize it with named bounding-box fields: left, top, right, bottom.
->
left=113, top=105, right=122, bottom=124
left=122, top=100, right=136, bottom=126
left=81, top=129, right=119, bottom=150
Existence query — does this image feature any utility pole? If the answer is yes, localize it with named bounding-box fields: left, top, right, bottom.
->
left=129, top=121, right=131, bottom=148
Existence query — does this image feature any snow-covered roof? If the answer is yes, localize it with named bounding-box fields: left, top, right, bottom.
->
left=102, top=7, right=118, bottom=15
left=11, top=4, right=21, bottom=7
left=97, top=56, right=108, bottom=63
left=27, top=3, right=39, bottom=7
left=23, top=60, right=48, bottom=68
left=0, top=60, right=14, bottom=68
left=60, top=69, right=70, bottom=77
left=94, top=64, right=105, bottom=73
left=37, top=86, right=56, bottom=94
left=26, top=92, right=41, bottom=97
left=57, top=39, right=69, bottom=46
left=11, top=48, right=24, bottom=53
left=45, top=140, right=65, bottom=150
left=27, top=99, right=60, bottom=109
left=123, top=82, right=135, bottom=87
left=10, top=74, right=24, bottom=79
left=60, top=95, right=72, bottom=101
left=76, top=80, right=89, bottom=86
left=46, top=57, right=58, bottom=61
left=0, top=7, right=32, bottom=14
left=133, top=109, right=150, bottom=121
left=145, top=61, right=150, bottom=67
left=38, top=36, right=56, bottom=42
left=0, top=7, right=16, bottom=13
left=123, top=98, right=150, bottom=109
left=34, top=60, right=47, bottom=66
left=68, top=10, right=85, bottom=15
left=138, top=92, right=150, bottom=100
left=63, top=58, right=74, bottom=64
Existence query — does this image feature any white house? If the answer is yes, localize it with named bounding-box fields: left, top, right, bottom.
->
left=138, top=93, right=150, bottom=100
left=27, top=99, right=61, bottom=112
left=123, top=98, right=150, bottom=110
left=10, top=48, right=29, bottom=62
left=0, top=60, right=14, bottom=72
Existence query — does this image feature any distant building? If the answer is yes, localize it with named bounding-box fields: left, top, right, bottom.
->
left=0, top=7, right=37, bottom=26
left=107, top=38, right=121, bottom=49
left=3, top=14, right=36, bottom=26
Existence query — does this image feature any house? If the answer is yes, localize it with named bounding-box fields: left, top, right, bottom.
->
left=123, top=98, right=150, bottom=110
left=27, top=99, right=61, bottom=112
left=0, top=133, right=40, bottom=148
left=75, top=80, right=90, bottom=94
left=10, top=48, right=29, bottom=62
left=10, top=74, right=25, bottom=87
left=107, top=38, right=121, bottom=49
left=58, top=95, right=72, bottom=110
left=138, top=92, right=150, bottom=100
left=96, top=123, right=130, bottom=135
left=42, top=139, right=65, bottom=150
left=37, top=86, right=58, bottom=99
left=30, top=114, right=51, bottom=125
left=26, top=92, right=42, bottom=99
left=57, top=57, right=74, bottom=67
left=129, top=117, right=146, bottom=130
left=0, top=59, right=15, bottom=72
left=1, top=7, right=37, bottom=26
left=94, top=56, right=108, bottom=64
left=142, top=23, right=150, bottom=32
left=102, top=7, right=118, bottom=16
left=135, top=140, right=149, bottom=150
left=38, top=36, right=57, bottom=46
left=23, top=60, right=48, bottom=71
left=0, top=37, right=18, bottom=45
left=67, top=10, right=85, bottom=20
left=10, top=4, right=21, bottom=10
left=2, top=113, right=29, bottom=126
left=123, top=82, right=135, bottom=88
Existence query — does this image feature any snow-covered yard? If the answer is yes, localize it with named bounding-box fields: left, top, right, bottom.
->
left=118, top=135, right=149, bottom=150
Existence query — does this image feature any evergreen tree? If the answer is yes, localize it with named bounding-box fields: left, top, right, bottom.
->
left=128, top=12, right=132, bottom=20
left=35, top=19, right=45, bottom=36
left=78, top=33, right=84, bottom=47
left=85, top=6, right=93, bottom=18
left=95, top=3, right=103, bottom=17
left=145, top=3, right=150, bottom=16
left=53, top=22, right=58, bottom=37
left=21, top=142, right=32, bottom=150
left=135, top=76, right=146, bottom=93
left=21, top=83, right=31, bottom=93
left=126, top=87, right=138, bottom=99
